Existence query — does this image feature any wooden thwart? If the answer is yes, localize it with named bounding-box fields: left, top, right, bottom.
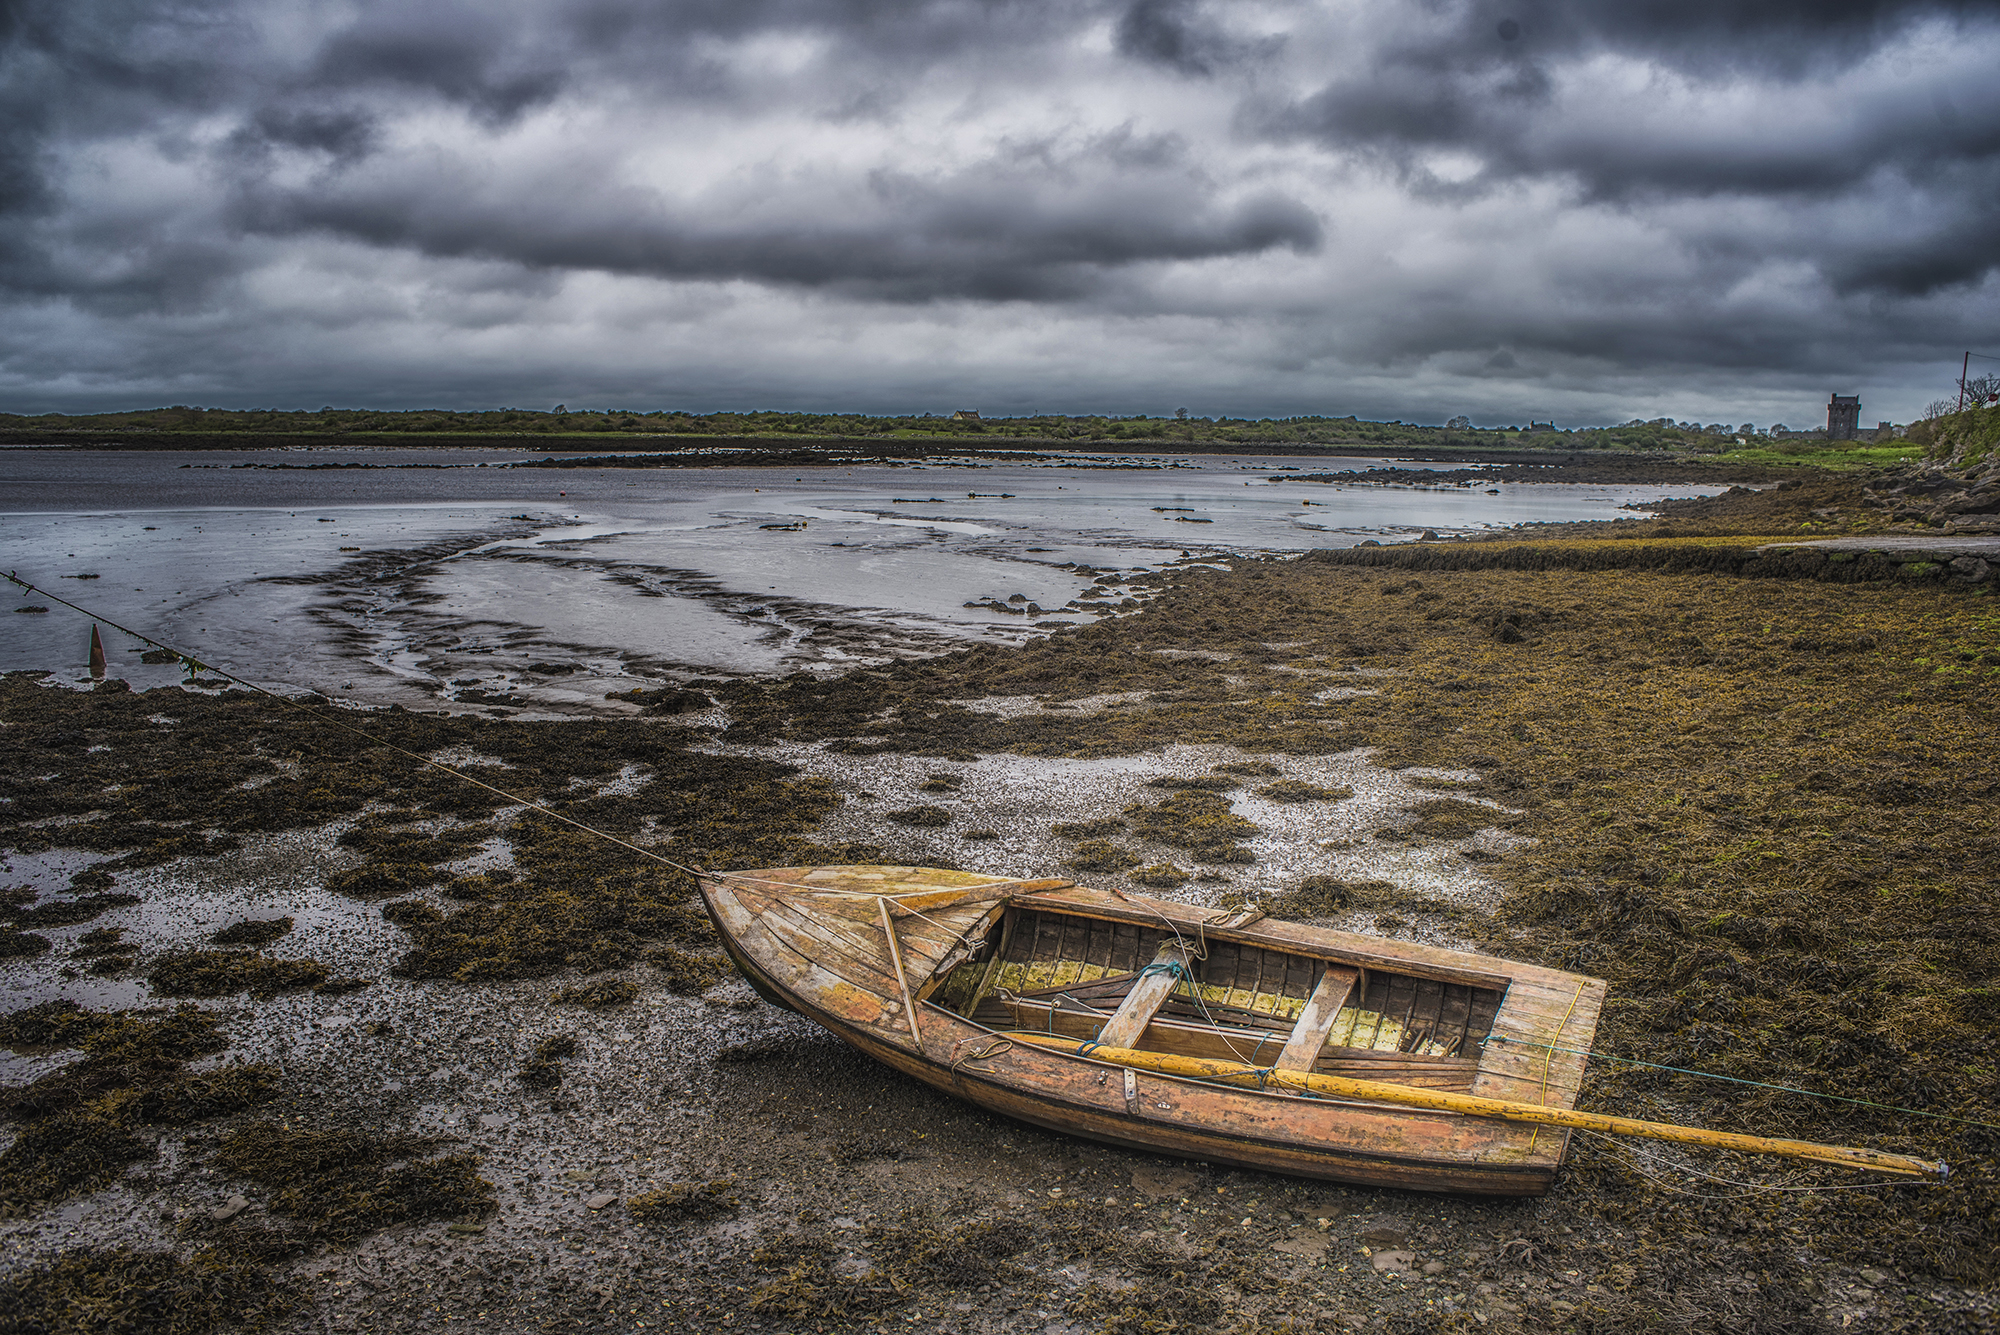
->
left=1096, top=941, right=1191, bottom=1049
left=1277, top=965, right=1360, bottom=1072
left=1007, top=1033, right=1948, bottom=1180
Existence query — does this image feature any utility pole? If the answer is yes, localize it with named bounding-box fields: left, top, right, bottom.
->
left=1961, top=352, right=1972, bottom=412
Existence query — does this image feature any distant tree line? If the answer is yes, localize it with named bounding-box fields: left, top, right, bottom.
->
left=0, top=405, right=1737, bottom=453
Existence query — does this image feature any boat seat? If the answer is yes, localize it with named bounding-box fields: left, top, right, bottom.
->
left=1276, top=964, right=1361, bottom=1071
left=1095, top=940, right=1193, bottom=1049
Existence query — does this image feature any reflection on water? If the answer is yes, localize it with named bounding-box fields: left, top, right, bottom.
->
left=1, top=447, right=1723, bottom=709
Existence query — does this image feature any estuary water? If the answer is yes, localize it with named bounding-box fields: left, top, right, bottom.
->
left=2, top=446, right=1722, bottom=710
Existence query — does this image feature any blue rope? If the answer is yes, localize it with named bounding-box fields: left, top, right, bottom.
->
left=1485, top=1035, right=2000, bottom=1133
left=1138, top=961, right=1186, bottom=981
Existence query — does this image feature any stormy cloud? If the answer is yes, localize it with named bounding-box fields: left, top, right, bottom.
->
left=0, top=0, right=1995, bottom=423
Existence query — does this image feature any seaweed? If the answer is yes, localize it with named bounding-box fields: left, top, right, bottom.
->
left=209, top=1122, right=495, bottom=1245
left=1255, top=779, right=1351, bottom=803
left=147, top=952, right=330, bottom=999
left=553, top=977, right=639, bottom=1008
left=1051, top=818, right=1124, bottom=839
left=208, top=917, right=293, bottom=946
left=1144, top=774, right=1238, bottom=791
left=73, top=926, right=138, bottom=957
left=0, top=1247, right=290, bottom=1335
left=1122, top=790, right=1261, bottom=861
left=628, top=1179, right=738, bottom=1223
left=646, top=945, right=729, bottom=994
left=0, top=1112, right=151, bottom=1210
left=1, top=928, right=52, bottom=957
left=133, top=1065, right=282, bottom=1125
left=1130, top=863, right=1190, bottom=887
left=378, top=898, right=443, bottom=926
left=7, top=891, right=142, bottom=928
left=885, top=804, right=951, bottom=826
left=1212, top=760, right=1280, bottom=776
left=1066, top=839, right=1140, bottom=873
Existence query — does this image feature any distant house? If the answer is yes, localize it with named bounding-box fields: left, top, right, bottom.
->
left=1527, top=421, right=1555, bottom=433
left=1827, top=394, right=1860, bottom=441
left=950, top=410, right=981, bottom=422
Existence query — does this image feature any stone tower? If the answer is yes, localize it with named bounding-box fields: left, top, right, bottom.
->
left=1827, top=394, right=1860, bottom=441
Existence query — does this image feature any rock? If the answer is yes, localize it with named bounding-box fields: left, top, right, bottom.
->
left=211, top=1194, right=249, bottom=1221
left=1361, top=1225, right=1409, bottom=1246
left=1371, top=1250, right=1415, bottom=1273
left=585, top=1192, right=618, bottom=1210
left=1860, top=1268, right=1891, bottom=1285
left=1422, top=1260, right=1448, bottom=1275
left=1949, top=556, right=1991, bottom=582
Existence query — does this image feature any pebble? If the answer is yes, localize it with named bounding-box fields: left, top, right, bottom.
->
left=585, top=1193, right=618, bottom=1209
left=211, top=1194, right=249, bottom=1221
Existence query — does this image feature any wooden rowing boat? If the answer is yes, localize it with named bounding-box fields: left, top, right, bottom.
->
left=698, top=864, right=1613, bottom=1195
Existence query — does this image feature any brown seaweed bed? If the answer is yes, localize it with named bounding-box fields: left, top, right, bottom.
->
left=1, top=479, right=1997, bottom=1334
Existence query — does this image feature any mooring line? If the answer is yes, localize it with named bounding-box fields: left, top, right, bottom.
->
left=4, top=568, right=733, bottom=888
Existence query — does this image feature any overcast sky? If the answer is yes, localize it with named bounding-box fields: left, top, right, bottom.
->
left=3, top=0, right=1996, bottom=426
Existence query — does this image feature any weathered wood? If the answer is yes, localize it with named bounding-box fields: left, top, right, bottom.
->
left=698, top=865, right=1636, bottom=1194
left=1278, top=966, right=1360, bottom=1071
left=1006, top=1033, right=1946, bottom=1179
left=1008, top=888, right=1517, bottom=992
left=1096, top=941, right=1191, bottom=1049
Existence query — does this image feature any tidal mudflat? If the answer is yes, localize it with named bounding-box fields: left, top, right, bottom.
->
left=2, top=470, right=1995, bottom=1334
left=3, top=447, right=1739, bottom=709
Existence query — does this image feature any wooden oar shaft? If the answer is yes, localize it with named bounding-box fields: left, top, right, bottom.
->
left=1010, top=1033, right=1945, bottom=1180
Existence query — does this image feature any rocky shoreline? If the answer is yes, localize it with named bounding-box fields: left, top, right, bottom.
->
left=3, top=476, right=1996, bottom=1334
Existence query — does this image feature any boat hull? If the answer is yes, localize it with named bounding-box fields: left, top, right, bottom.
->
left=697, top=868, right=1603, bottom=1196
left=725, top=933, right=1560, bottom=1194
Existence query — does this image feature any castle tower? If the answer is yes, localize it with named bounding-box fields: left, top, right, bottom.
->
left=1827, top=394, right=1860, bottom=441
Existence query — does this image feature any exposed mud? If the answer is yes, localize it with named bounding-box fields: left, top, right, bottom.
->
left=2, top=484, right=1997, bottom=1333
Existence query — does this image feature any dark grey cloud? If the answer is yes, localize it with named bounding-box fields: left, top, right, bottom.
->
left=0, top=0, right=1996, bottom=423
left=226, top=128, right=1320, bottom=301
left=1114, top=0, right=1270, bottom=78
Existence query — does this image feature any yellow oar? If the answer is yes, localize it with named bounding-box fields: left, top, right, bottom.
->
left=1008, top=1032, right=1947, bottom=1179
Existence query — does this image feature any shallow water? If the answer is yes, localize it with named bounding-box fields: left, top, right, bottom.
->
left=2, top=446, right=1717, bottom=707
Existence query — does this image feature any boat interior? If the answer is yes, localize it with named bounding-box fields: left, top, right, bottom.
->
left=928, top=906, right=1506, bottom=1091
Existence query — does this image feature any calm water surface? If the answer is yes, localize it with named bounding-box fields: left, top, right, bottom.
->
left=1, top=447, right=1724, bottom=708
